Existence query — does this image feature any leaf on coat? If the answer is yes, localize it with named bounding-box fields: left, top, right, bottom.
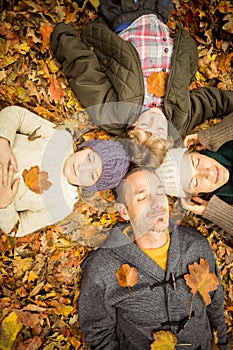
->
left=147, top=71, right=169, bottom=97
left=150, top=330, right=177, bottom=350
left=184, top=258, right=219, bottom=305
left=22, top=165, right=52, bottom=194
left=0, top=311, right=23, bottom=350
left=116, top=264, right=139, bottom=288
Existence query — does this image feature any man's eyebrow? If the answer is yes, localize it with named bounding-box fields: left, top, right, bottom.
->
left=134, top=189, right=147, bottom=195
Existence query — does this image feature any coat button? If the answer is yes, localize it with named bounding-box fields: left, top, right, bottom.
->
left=89, top=46, right=94, bottom=51
left=103, top=59, right=108, bottom=65
left=162, top=68, right=166, bottom=72
left=163, top=37, right=167, bottom=41
left=164, top=48, right=169, bottom=53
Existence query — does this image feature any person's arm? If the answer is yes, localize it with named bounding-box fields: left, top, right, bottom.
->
left=79, top=257, right=119, bottom=350
left=202, top=195, right=233, bottom=240
left=50, top=23, right=117, bottom=110
left=50, top=22, right=142, bottom=136
left=0, top=106, right=56, bottom=145
left=188, top=87, right=233, bottom=131
left=0, top=203, right=54, bottom=237
left=197, top=112, right=233, bottom=152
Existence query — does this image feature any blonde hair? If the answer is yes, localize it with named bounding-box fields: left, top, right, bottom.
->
left=125, top=127, right=173, bottom=168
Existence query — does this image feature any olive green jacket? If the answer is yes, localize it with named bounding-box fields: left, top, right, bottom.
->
left=51, top=18, right=233, bottom=137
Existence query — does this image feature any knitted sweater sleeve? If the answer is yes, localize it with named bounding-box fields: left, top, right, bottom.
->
left=203, top=195, right=233, bottom=238
left=0, top=105, right=55, bottom=145
left=0, top=203, right=53, bottom=237
left=198, top=112, right=233, bottom=152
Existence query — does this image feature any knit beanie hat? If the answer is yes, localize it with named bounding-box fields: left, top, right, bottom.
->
left=78, top=139, right=130, bottom=191
left=155, top=148, right=188, bottom=197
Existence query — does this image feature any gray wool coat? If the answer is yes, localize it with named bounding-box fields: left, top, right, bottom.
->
left=79, top=221, right=228, bottom=350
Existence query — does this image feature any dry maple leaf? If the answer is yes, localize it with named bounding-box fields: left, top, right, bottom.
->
left=184, top=258, right=219, bottom=305
left=150, top=330, right=177, bottom=350
left=116, top=264, right=139, bottom=288
left=40, top=22, right=54, bottom=52
left=147, top=71, right=169, bottom=97
left=22, top=166, right=52, bottom=194
left=49, top=74, right=65, bottom=103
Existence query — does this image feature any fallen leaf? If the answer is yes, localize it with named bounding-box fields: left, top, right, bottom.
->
left=22, top=165, right=52, bottom=194
left=147, top=71, right=169, bottom=97
left=40, top=22, right=54, bottom=52
left=184, top=258, right=219, bottom=305
left=49, top=74, right=65, bottom=103
left=150, top=330, right=177, bottom=350
left=116, top=264, right=139, bottom=288
left=0, top=311, right=23, bottom=350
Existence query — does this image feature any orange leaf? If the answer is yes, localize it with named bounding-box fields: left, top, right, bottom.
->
left=49, top=74, right=65, bottom=103
left=150, top=330, right=177, bottom=350
left=116, top=264, right=139, bottom=288
left=147, top=71, right=169, bottom=97
left=184, top=258, right=219, bottom=305
left=22, top=166, right=52, bottom=194
left=40, top=22, right=54, bottom=52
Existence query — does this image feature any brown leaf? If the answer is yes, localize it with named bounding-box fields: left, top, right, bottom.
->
left=150, top=330, right=177, bottom=350
left=116, top=264, right=139, bottom=288
left=49, top=74, right=65, bottom=103
left=184, top=258, right=219, bottom=305
left=40, top=22, right=54, bottom=52
left=147, top=71, right=169, bottom=97
left=22, top=165, right=52, bottom=194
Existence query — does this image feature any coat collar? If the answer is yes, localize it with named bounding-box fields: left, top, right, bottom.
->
left=101, top=220, right=182, bottom=282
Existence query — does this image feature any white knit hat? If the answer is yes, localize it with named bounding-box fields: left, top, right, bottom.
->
left=155, top=148, right=187, bottom=197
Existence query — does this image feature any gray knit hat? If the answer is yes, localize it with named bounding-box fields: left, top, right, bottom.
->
left=155, top=148, right=188, bottom=197
left=79, top=139, right=130, bottom=191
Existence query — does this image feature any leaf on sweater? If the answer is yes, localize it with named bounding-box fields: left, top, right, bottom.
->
left=116, top=264, right=139, bottom=288
left=184, top=258, right=219, bottom=305
left=147, top=71, right=169, bottom=97
left=22, top=166, right=52, bottom=194
left=150, top=330, right=177, bottom=350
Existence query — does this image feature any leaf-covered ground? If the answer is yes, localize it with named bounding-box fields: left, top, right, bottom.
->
left=0, top=0, right=232, bottom=349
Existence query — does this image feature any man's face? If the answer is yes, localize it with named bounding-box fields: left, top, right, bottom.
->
left=119, top=170, right=169, bottom=239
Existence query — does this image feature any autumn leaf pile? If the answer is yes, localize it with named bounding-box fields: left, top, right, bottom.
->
left=0, top=0, right=233, bottom=349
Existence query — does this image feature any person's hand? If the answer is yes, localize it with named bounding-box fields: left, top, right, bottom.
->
left=180, top=196, right=208, bottom=216
left=0, top=137, right=18, bottom=186
left=0, top=163, right=20, bottom=209
left=183, top=133, right=204, bottom=151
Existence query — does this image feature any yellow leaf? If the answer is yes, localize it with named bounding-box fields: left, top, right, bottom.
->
left=150, top=330, right=177, bottom=350
left=13, top=257, right=34, bottom=278
left=89, top=0, right=100, bottom=11
left=46, top=58, right=59, bottom=73
left=184, top=258, right=219, bottom=305
left=0, top=312, right=23, bottom=350
left=61, top=305, right=74, bottom=317
left=28, top=270, right=38, bottom=283
left=16, top=42, right=30, bottom=54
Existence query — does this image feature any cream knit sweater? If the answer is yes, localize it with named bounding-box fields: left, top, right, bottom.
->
left=0, top=106, right=77, bottom=237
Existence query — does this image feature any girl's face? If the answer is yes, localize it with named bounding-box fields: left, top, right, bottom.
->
left=181, top=152, right=229, bottom=194
left=64, top=148, right=102, bottom=187
left=134, top=107, right=168, bottom=139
